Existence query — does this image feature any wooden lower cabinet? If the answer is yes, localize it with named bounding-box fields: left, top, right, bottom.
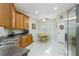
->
left=17, top=34, right=33, bottom=48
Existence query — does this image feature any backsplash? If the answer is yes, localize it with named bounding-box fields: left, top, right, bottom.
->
left=0, top=27, right=8, bottom=37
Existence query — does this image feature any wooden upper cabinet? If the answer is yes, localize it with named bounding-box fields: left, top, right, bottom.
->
left=9, top=4, right=16, bottom=28
left=0, top=3, right=16, bottom=28
left=10, top=4, right=29, bottom=29
left=15, top=11, right=24, bottom=29
left=0, top=3, right=29, bottom=29
left=0, top=3, right=11, bottom=27
left=23, top=15, right=29, bottom=30
left=15, top=12, right=29, bottom=29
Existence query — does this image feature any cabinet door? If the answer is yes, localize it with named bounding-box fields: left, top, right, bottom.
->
left=9, top=4, right=16, bottom=28
left=15, top=12, right=24, bottom=29
left=0, top=3, right=10, bottom=27
left=21, top=34, right=32, bottom=48
left=23, top=16, right=29, bottom=30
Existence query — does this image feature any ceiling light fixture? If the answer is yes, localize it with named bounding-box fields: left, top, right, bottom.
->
left=54, top=7, right=58, bottom=10
left=35, top=10, right=38, bottom=14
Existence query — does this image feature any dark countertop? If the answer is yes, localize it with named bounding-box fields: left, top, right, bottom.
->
left=0, top=29, right=29, bottom=40
left=0, top=33, right=29, bottom=42
left=0, top=30, right=29, bottom=47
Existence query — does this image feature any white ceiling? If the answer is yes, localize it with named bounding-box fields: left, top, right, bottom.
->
left=14, top=3, right=76, bottom=19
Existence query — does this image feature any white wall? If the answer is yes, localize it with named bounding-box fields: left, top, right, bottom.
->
left=38, top=19, right=57, bottom=41
left=29, top=17, right=57, bottom=41
left=29, top=17, right=39, bottom=41
left=57, top=19, right=65, bottom=43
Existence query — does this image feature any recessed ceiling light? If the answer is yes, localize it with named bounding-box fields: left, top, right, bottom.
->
left=54, top=7, right=58, bottom=10
left=35, top=10, right=38, bottom=14
left=43, top=18, right=46, bottom=22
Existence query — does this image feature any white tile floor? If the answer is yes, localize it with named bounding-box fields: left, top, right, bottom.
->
left=26, top=39, right=65, bottom=56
